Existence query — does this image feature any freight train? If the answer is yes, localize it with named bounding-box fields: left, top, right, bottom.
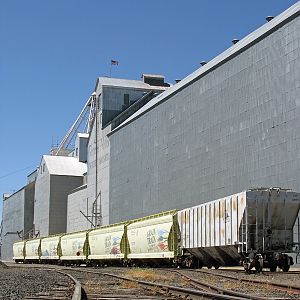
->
left=13, top=188, right=300, bottom=272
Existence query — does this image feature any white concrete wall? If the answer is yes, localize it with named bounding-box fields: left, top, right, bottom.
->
left=294, top=211, right=300, bottom=264
left=1, top=189, right=25, bottom=261
left=86, top=82, right=162, bottom=227
left=34, top=158, right=50, bottom=237
left=49, top=175, right=83, bottom=234
left=86, top=108, right=111, bottom=226
left=67, top=185, right=91, bottom=232
left=34, top=157, right=84, bottom=236
left=109, top=13, right=300, bottom=223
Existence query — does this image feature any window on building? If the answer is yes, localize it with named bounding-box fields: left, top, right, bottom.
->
left=76, top=148, right=78, bottom=157
left=124, top=94, right=129, bottom=106
left=43, top=163, right=45, bottom=172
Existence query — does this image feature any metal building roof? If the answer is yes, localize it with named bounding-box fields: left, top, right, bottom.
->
left=96, top=77, right=167, bottom=90
left=109, top=1, right=300, bottom=135
left=43, top=155, right=87, bottom=176
left=142, top=74, right=165, bottom=79
left=77, top=133, right=89, bottom=138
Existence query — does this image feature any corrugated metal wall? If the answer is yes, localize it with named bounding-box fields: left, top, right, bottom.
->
left=109, top=14, right=300, bottom=223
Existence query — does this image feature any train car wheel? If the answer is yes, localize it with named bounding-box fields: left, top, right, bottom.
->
left=282, top=264, right=290, bottom=272
left=183, top=256, right=195, bottom=268
left=270, top=261, right=277, bottom=272
left=269, top=265, right=277, bottom=272
left=255, top=265, right=262, bottom=272
left=278, top=254, right=291, bottom=272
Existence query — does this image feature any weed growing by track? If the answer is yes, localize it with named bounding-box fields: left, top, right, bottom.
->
left=124, top=268, right=187, bottom=287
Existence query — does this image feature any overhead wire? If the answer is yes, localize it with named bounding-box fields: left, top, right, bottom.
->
left=0, top=164, right=37, bottom=180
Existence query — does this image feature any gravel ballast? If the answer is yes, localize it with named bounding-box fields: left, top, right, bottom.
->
left=0, top=263, right=73, bottom=299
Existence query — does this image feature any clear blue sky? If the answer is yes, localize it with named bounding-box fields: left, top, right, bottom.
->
left=0, top=0, right=298, bottom=221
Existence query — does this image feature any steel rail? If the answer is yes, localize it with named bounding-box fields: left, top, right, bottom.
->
left=264, top=270, right=300, bottom=275
left=8, top=263, right=300, bottom=299
left=172, top=270, right=270, bottom=300
left=48, top=267, right=248, bottom=300
left=56, top=270, right=81, bottom=300
left=217, top=268, right=300, bottom=274
left=189, top=269, right=300, bottom=294
left=50, top=266, right=250, bottom=300
left=100, top=271, right=251, bottom=300
left=181, top=268, right=300, bottom=298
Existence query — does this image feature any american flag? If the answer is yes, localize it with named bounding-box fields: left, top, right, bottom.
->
left=111, top=60, right=119, bottom=65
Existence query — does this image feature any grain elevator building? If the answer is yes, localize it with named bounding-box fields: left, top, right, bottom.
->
left=108, top=3, right=300, bottom=223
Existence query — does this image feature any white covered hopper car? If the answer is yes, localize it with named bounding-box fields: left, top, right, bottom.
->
left=13, top=188, right=300, bottom=272
left=179, top=188, right=300, bottom=272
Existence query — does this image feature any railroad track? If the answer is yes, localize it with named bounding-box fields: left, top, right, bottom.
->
left=214, top=268, right=300, bottom=275
left=177, top=268, right=300, bottom=299
left=190, top=268, right=300, bottom=290
left=7, top=264, right=262, bottom=299
left=58, top=267, right=300, bottom=300
left=5, top=263, right=300, bottom=299
left=67, top=268, right=255, bottom=300
left=67, top=269, right=171, bottom=299
left=69, top=267, right=300, bottom=300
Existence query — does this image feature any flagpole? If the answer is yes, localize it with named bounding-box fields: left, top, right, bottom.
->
left=110, top=60, right=119, bottom=77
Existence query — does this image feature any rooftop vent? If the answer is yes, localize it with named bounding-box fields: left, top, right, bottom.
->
left=142, top=74, right=169, bottom=87
left=3, top=193, right=12, bottom=200
left=175, top=79, right=181, bottom=83
left=266, top=16, right=274, bottom=22
left=232, top=39, right=239, bottom=44
left=200, top=61, right=207, bottom=66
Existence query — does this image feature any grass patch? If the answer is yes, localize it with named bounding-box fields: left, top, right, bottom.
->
left=125, top=268, right=176, bottom=284
left=119, top=280, right=140, bottom=289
